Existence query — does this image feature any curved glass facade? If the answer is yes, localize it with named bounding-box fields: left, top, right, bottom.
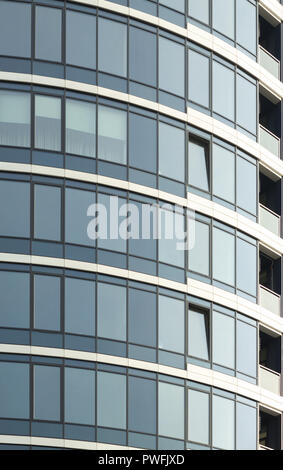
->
left=0, top=0, right=281, bottom=452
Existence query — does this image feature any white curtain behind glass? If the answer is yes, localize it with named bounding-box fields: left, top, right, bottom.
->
left=0, top=91, right=30, bottom=147
left=98, top=105, right=127, bottom=164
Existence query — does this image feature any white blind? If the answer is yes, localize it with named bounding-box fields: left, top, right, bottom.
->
left=66, top=99, right=96, bottom=133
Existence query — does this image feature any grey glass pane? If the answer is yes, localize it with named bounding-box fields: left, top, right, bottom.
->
left=213, top=227, right=235, bottom=286
left=158, top=382, right=184, bottom=439
left=34, top=185, right=61, bottom=241
left=188, top=0, right=209, bottom=24
left=34, top=275, right=61, bottom=331
left=237, top=156, right=257, bottom=216
left=159, top=210, right=185, bottom=267
left=130, top=27, right=157, bottom=86
left=236, top=402, right=257, bottom=450
left=0, top=271, right=29, bottom=328
left=66, top=11, right=96, bottom=69
left=97, top=193, right=127, bottom=253
left=35, top=6, right=62, bottom=62
left=129, top=376, right=156, bottom=434
left=97, top=372, right=126, bottom=429
left=66, top=99, right=96, bottom=158
left=65, top=277, right=95, bottom=336
left=188, top=139, right=209, bottom=192
left=65, top=368, right=95, bottom=425
left=189, top=221, right=210, bottom=276
left=159, top=122, right=185, bottom=181
left=213, top=61, right=235, bottom=121
left=128, top=200, right=157, bottom=260
left=65, top=188, right=95, bottom=246
left=161, top=0, right=184, bottom=12
left=97, top=283, right=126, bottom=341
left=213, top=395, right=235, bottom=449
left=188, top=389, right=209, bottom=444
left=159, top=37, right=184, bottom=96
left=236, top=0, right=257, bottom=55
left=0, top=362, right=29, bottom=419
left=213, top=0, right=235, bottom=39
left=0, top=91, right=30, bottom=147
left=34, top=365, right=60, bottom=421
left=237, top=74, right=257, bottom=135
left=129, top=113, right=156, bottom=172
left=213, top=311, right=235, bottom=369
left=236, top=238, right=257, bottom=297
left=0, top=2, right=31, bottom=57
left=35, top=95, right=61, bottom=151
left=98, top=18, right=127, bottom=77
left=189, top=50, right=210, bottom=108
left=237, top=320, right=257, bottom=378
left=158, top=295, right=184, bottom=353
left=129, top=289, right=156, bottom=347
left=213, top=143, right=235, bottom=204
left=188, top=308, right=209, bottom=360
left=0, top=180, right=30, bottom=238
left=98, top=106, right=127, bottom=164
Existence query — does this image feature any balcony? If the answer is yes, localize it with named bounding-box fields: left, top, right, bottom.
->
left=259, top=285, right=281, bottom=316
left=259, top=204, right=280, bottom=236
left=259, top=365, right=281, bottom=394
left=259, top=46, right=280, bottom=80
left=260, top=125, right=280, bottom=158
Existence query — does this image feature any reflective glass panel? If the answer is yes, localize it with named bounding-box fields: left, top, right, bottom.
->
left=129, top=113, right=157, bottom=173
left=213, top=0, right=235, bottom=40
left=188, top=0, right=210, bottom=24
left=237, top=74, right=257, bottom=135
left=0, top=2, right=31, bottom=57
left=188, top=389, right=209, bottom=444
left=66, top=99, right=96, bottom=158
left=97, top=371, right=126, bottom=429
left=236, top=0, right=257, bottom=56
left=129, top=289, right=156, bottom=347
left=35, top=95, right=61, bottom=151
left=159, top=122, right=185, bottom=181
left=237, top=156, right=257, bottom=216
left=188, top=138, right=209, bottom=192
left=189, top=50, right=210, bottom=108
left=159, top=37, right=184, bottom=96
left=158, top=382, right=184, bottom=439
left=65, top=188, right=95, bottom=246
left=213, top=143, right=235, bottom=204
left=65, top=277, right=95, bottom=336
left=129, top=376, right=156, bottom=434
left=66, top=11, right=96, bottom=69
left=213, top=227, right=235, bottom=286
left=213, top=61, right=235, bottom=121
left=130, top=26, right=157, bottom=87
left=0, top=362, right=29, bottom=419
left=188, top=307, right=209, bottom=360
left=0, top=180, right=30, bottom=238
left=65, top=367, right=95, bottom=425
left=236, top=402, right=257, bottom=450
left=0, top=271, right=29, bottom=328
left=236, top=238, right=257, bottom=297
left=212, top=395, right=235, bottom=450
left=237, top=320, right=257, bottom=378
left=159, top=295, right=184, bottom=353
left=34, top=275, right=61, bottom=331
left=35, top=6, right=62, bottom=62
left=34, top=185, right=61, bottom=241
left=189, top=220, right=210, bottom=277
left=34, top=365, right=60, bottom=421
left=98, top=106, right=127, bottom=164
left=98, top=18, right=127, bottom=77
left=0, top=91, right=30, bottom=147
left=213, top=311, right=235, bottom=369
left=97, top=283, right=126, bottom=341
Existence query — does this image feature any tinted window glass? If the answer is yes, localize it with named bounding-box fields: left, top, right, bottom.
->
left=66, top=11, right=96, bottom=69
left=237, top=320, right=257, bottom=378
left=65, top=277, right=95, bottom=336
left=236, top=402, right=257, bottom=450
left=97, top=193, right=127, bottom=253
left=213, top=395, right=235, bottom=449
left=188, top=0, right=210, bottom=24
left=66, top=99, right=96, bottom=158
left=97, top=372, right=126, bottom=429
left=34, top=275, right=61, bottom=331
left=159, top=295, right=184, bottom=353
left=97, top=283, right=126, bottom=341
left=34, top=365, right=60, bottom=421
left=188, top=139, right=209, bottom=192
left=213, top=227, right=235, bottom=286
left=213, top=0, right=235, bottom=40
left=128, top=200, right=157, bottom=261
left=158, top=382, right=184, bottom=439
left=35, top=95, right=61, bottom=152
left=130, top=26, right=157, bottom=87
left=159, top=122, right=185, bottom=181
left=129, top=113, right=157, bottom=173
left=0, top=91, right=30, bottom=147
left=98, top=18, right=127, bottom=77
left=237, top=156, right=257, bottom=216
left=129, top=376, right=156, bottom=434
left=213, top=61, right=235, bottom=121
left=188, top=389, right=209, bottom=444
left=237, top=74, right=257, bottom=135
left=0, top=2, right=31, bottom=57
left=159, top=210, right=185, bottom=268
left=129, top=289, right=156, bottom=347
left=65, top=368, right=95, bottom=425
left=98, top=106, right=127, bottom=164
left=0, top=362, right=29, bottom=419
left=236, top=0, right=257, bottom=56
left=188, top=307, right=209, bottom=360
left=34, top=185, right=61, bottom=241
left=0, top=271, right=29, bottom=328
left=0, top=180, right=30, bottom=238
left=159, top=37, right=184, bottom=96
left=213, top=311, right=235, bottom=369
left=189, top=50, right=210, bottom=108
left=35, top=6, right=62, bottom=62
left=189, top=220, right=210, bottom=276
left=213, top=143, right=235, bottom=204
left=65, top=188, right=95, bottom=246
left=236, top=238, right=257, bottom=297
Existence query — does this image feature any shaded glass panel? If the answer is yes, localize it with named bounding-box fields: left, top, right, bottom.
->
left=188, top=308, right=209, bottom=360
left=213, top=0, right=235, bottom=40
left=159, top=295, right=184, bottom=353
left=34, top=365, right=60, bottom=421
left=34, top=275, right=61, bottom=331
left=188, top=389, right=209, bottom=444
left=158, top=382, right=184, bottom=439
left=213, top=61, right=235, bottom=121
left=97, top=283, right=126, bottom=341
left=66, top=99, right=96, bottom=158
left=35, top=95, right=61, bottom=151
left=188, top=0, right=210, bottom=24
left=189, top=220, right=210, bottom=277
left=159, top=122, right=185, bottom=181
left=97, top=193, right=127, bottom=253
left=66, top=11, right=96, bottom=69
left=188, top=50, right=210, bottom=108
left=0, top=2, right=31, bottom=57
left=0, top=271, right=29, bottom=328
left=159, top=210, right=185, bottom=267
left=65, top=187, right=95, bottom=246
left=213, top=227, right=235, bottom=286
left=98, top=106, right=127, bottom=164
left=212, top=395, right=235, bottom=450
left=34, top=185, right=61, bottom=241
left=236, top=238, right=257, bottom=297
left=0, top=180, right=30, bottom=238
left=236, top=402, right=257, bottom=450
left=188, top=139, right=209, bottom=192
left=65, top=368, right=95, bottom=425
left=129, top=376, right=156, bottom=434
left=236, top=0, right=257, bottom=56
left=130, top=26, right=157, bottom=87
left=98, top=18, right=127, bottom=77
left=129, top=113, right=156, bottom=172
left=213, top=143, right=235, bottom=204
left=0, top=362, right=29, bottom=419
left=237, top=74, right=257, bottom=135
left=35, top=6, right=62, bottom=62
left=159, top=37, right=184, bottom=96
left=129, top=289, right=156, bottom=347
left=237, top=320, right=257, bottom=378
left=65, top=277, right=95, bottom=336
left=237, top=156, right=257, bottom=216
left=0, top=91, right=30, bottom=147
left=213, top=311, right=235, bottom=369
left=97, top=372, right=126, bottom=429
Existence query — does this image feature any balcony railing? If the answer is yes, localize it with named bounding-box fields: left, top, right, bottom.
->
left=259, top=285, right=281, bottom=316
left=259, top=46, right=280, bottom=80
left=260, top=125, right=280, bottom=158
left=259, top=204, right=281, bottom=236
left=259, top=365, right=281, bottom=395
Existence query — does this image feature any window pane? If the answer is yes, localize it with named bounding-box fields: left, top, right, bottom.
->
left=35, top=95, right=61, bottom=151
left=236, top=402, right=257, bottom=450
left=65, top=188, right=95, bottom=246
left=34, top=275, right=61, bottom=331
left=236, top=0, right=257, bottom=56
left=65, top=368, right=95, bottom=425
left=129, top=376, right=156, bottom=434
left=0, top=91, right=30, bottom=147
left=213, top=0, right=235, bottom=40
left=188, top=139, right=209, bottom=192
left=237, top=320, right=257, bottom=378
left=128, top=200, right=157, bottom=261
left=66, top=99, right=96, bottom=158
left=98, top=18, right=127, bottom=77
left=130, top=26, right=156, bottom=86
left=34, top=366, right=60, bottom=421
left=159, top=210, right=185, bottom=268
left=188, top=389, right=209, bottom=444
left=0, top=2, right=31, bottom=57
left=213, top=61, right=235, bottom=121
left=65, top=277, right=95, bottom=336
left=0, top=180, right=30, bottom=238
left=34, top=185, right=61, bottom=241
left=97, top=283, right=126, bottom=341
left=158, top=382, right=184, bottom=439
left=129, top=289, right=156, bottom=347
left=129, top=113, right=156, bottom=173
left=188, top=0, right=209, bottom=24
left=237, top=156, right=257, bottom=216
left=189, top=220, right=210, bottom=276
left=35, top=6, right=62, bottom=62
left=0, top=362, right=29, bottom=419
left=159, top=37, right=184, bottom=96
left=66, top=11, right=96, bottom=69
left=188, top=308, right=209, bottom=360
left=159, top=295, right=184, bottom=353
left=213, top=395, right=235, bottom=449
left=0, top=271, right=29, bottom=328
left=161, top=0, right=184, bottom=12
left=236, top=238, right=257, bottom=297
left=189, top=50, right=210, bottom=108
left=97, top=193, right=127, bottom=252
left=98, top=106, right=127, bottom=164
left=237, top=74, right=257, bottom=135
left=213, top=227, right=235, bottom=286
left=213, top=311, right=235, bottom=369
left=159, top=122, right=185, bottom=181
left=213, top=143, right=235, bottom=204
left=97, top=372, right=126, bottom=429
